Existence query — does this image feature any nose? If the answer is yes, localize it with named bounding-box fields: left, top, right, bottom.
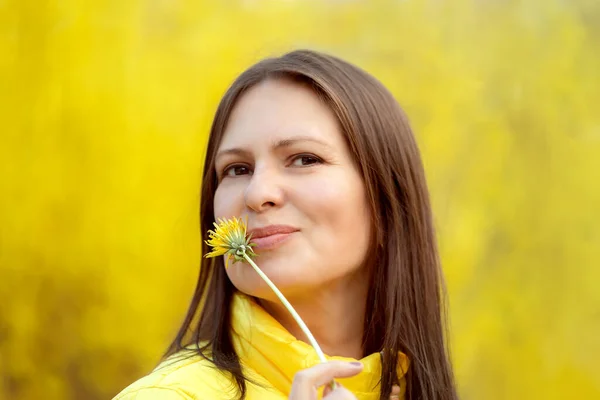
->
left=244, top=166, right=285, bottom=213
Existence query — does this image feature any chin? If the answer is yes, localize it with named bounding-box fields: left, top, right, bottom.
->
left=227, top=261, right=315, bottom=301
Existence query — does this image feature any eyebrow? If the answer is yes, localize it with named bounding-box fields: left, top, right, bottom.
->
left=215, top=135, right=332, bottom=160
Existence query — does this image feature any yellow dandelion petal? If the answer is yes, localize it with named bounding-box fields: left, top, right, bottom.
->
left=204, top=216, right=256, bottom=267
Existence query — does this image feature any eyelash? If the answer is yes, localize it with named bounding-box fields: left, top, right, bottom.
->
left=220, top=154, right=323, bottom=178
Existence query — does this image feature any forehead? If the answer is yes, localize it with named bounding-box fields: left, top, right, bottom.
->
left=218, top=79, right=344, bottom=149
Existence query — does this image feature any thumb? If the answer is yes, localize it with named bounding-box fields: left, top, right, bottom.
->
left=292, top=361, right=363, bottom=388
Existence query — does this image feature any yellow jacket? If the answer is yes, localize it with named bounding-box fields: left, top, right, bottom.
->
left=113, top=293, right=408, bottom=399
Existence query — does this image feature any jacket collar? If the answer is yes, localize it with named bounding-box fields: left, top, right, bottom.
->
left=230, top=292, right=409, bottom=399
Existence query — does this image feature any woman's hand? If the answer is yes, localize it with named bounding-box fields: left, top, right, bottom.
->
left=289, top=361, right=363, bottom=399
left=288, top=360, right=403, bottom=399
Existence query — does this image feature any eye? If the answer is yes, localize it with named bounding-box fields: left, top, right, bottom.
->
left=291, top=154, right=323, bottom=167
left=223, top=164, right=252, bottom=177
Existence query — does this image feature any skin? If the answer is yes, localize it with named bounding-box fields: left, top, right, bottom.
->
left=288, top=361, right=400, bottom=399
left=213, top=78, right=372, bottom=360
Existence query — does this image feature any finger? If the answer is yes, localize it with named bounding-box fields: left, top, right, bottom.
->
left=324, top=383, right=357, bottom=399
left=289, top=362, right=363, bottom=399
left=322, top=379, right=342, bottom=397
left=293, top=361, right=363, bottom=388
left=390, top=385, right=401, bottom=399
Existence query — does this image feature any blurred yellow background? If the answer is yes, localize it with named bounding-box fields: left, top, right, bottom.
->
left=1, top=0, right=599, bottom=399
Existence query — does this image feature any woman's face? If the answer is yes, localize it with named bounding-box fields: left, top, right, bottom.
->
left=213, top=78, right=372, bottom=300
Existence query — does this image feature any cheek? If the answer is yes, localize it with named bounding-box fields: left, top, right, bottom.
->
left=297, top=173, right=371, bottom=257
left=213, top=184, right=244, bottom=219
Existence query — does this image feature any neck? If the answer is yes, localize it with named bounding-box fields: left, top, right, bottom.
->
left=257, top=270, right=369, bottom=360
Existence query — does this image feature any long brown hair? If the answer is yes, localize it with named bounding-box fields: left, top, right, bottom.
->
left=165, top=49, right=458, bottom=400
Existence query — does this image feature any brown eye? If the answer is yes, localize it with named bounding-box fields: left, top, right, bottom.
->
left=291, top=154, right=322, bottom=167
left=223, top=165, right=251, bottom=177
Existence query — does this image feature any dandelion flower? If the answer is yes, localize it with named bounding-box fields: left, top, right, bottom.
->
left=205, top=217, right=256, bottom=268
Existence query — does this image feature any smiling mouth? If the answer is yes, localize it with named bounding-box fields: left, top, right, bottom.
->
left=249, top=225, right=299, bottom=251
left=251, top=233, right=296, bottom=250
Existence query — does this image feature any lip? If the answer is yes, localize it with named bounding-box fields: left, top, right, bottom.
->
left=248, top=225, right=299, bottom=250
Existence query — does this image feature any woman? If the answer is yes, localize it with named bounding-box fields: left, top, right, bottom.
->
left=114, top=49, right=458, bottom=400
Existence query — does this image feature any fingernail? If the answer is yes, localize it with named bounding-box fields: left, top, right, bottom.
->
left=349, top=362, right=363, bottom=367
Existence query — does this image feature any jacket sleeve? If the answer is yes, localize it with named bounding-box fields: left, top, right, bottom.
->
left=111, top=354, right=239, bottom=400
left=113, top=386, right=194, bottom=400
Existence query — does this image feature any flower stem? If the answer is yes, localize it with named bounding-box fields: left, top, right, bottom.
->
left=242, top=253, right=327, bottom=364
